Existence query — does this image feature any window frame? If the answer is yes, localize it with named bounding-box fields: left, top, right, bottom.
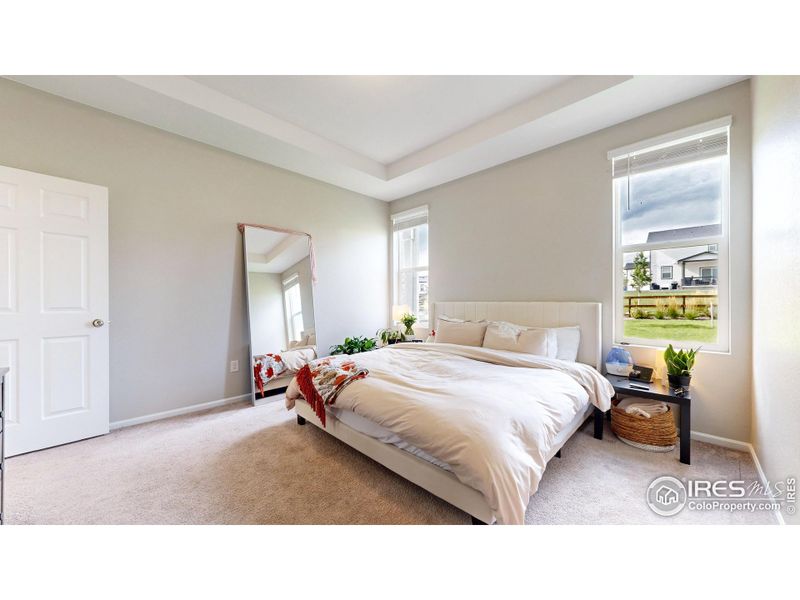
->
left=610, top=117, right=732, bottom=352
left=660, top=265, right=673, bottom=280
left=391, top=205, right=429, bottom=326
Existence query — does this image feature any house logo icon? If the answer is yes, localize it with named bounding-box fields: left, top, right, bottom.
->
left=647, top=476, right=687, bottom=516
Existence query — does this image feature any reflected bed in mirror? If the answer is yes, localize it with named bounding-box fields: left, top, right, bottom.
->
left=241, top=224, right=317, bottom=404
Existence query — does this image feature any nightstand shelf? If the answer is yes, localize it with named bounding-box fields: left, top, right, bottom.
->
left=601, top=374, right=692, bottom=465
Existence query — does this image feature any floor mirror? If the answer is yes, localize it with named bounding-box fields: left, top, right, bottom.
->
left=241, top=224, right=317, bottom=405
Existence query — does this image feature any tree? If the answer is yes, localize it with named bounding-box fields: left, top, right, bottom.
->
left=630, top=251, right=652, bottom=294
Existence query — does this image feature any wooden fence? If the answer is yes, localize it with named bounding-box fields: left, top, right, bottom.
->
left=624, top=294, right=717, bottom=318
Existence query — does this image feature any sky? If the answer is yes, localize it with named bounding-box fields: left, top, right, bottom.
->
left=618, top=156, right=723, bottom=246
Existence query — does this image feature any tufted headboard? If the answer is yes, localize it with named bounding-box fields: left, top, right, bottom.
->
left=431, top=301, right=603, bottom=371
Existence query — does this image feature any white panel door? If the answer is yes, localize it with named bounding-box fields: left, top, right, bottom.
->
left=0, top=165, right=109, bottom=456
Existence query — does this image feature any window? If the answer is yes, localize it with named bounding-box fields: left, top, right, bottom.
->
left=283, top=274, right=304, bottom=342
left=700, top=267, right=718, bottom=280
left=391, top=206, right=429, bottom=324
left=611, top=117, right=730, bottom=351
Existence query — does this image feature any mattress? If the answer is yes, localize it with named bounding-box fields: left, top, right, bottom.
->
left=326, top=400, right=594, bottom=472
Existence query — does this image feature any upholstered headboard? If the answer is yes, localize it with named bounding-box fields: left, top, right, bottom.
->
left=432, top=301, right=603, bottom=370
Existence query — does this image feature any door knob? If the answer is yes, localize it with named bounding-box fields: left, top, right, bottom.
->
left=92, top=319, right=105, bottom=328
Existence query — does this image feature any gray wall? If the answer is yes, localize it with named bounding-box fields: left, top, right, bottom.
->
left=391, top=81, right=753, bottom=442
left=281, top=256, right=316, bottom=337
left=0, top=78, right=389, bottom=423
left=751, top=76, right=800, bottom=524
left=246, top=272, right=286, bottom=355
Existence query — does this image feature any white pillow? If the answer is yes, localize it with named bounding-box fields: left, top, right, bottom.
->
left=484, top=321, right=580, bottom=361
left=437, top=315, right=464, bottom=323
left=488, top=321, right=558, bottom=359
left=287, top=335, right=309, bottom=349
left=553, top=326, right=581, bottom=362
left=483, top=322, right=549, bottom=356
left=435, top=319, right=488, bottom=347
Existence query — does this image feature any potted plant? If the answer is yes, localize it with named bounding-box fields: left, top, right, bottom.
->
left=663, top=344, right=698, bottom=389
left=400, top=312, right=417, bottom=337
left=330, top=336, right=377, bottom=355
left=376, top=328, right=405, bottom=345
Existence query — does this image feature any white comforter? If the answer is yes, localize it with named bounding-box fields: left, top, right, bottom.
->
left=286, top=342, right=613, bottom=524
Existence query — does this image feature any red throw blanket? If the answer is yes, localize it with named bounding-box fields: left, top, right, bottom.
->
left=295, top=356, right=369, bottom=427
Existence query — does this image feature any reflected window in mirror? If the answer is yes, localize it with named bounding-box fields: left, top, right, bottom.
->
left=283, top=274, right=304, bottom=342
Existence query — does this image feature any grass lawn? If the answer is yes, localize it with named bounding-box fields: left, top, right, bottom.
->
left=624, top=318, right=717, bottom=343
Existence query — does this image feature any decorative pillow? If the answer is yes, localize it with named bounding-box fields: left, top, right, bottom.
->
left=487, top=321, right=558, bottom=359
left=306, top=333, right=317, bottom=346
left=434, top=319, right=488, bottom=347
left=483, top=322, right=549, bottom=356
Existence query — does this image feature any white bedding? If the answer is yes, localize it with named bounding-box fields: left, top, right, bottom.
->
left=328, top=401, right=595, bottom=473
left=280, top=345, right=317, bottom=372
left=286, top=342, right=613, bottom=524
left=330, top=407, right=453, bottom=470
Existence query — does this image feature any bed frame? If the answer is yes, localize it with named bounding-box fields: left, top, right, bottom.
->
left=295, top=301, right=604, bottom=524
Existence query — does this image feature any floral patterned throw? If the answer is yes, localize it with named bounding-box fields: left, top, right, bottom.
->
left=295, top=356, right=369, bottom=427
left=253, top=353, right=287, bottom=396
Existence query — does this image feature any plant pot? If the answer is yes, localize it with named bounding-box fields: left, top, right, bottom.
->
left=668, top=373, right=691, bottom=389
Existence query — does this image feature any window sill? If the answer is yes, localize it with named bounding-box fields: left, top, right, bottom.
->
left=615, top=340, right=731, bottom=356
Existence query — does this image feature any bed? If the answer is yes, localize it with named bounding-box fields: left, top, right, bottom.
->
left=287, top=301, right=612, bottom=524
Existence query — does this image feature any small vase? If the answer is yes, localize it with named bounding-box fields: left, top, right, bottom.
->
left=404, top=326, right=415, bottom=337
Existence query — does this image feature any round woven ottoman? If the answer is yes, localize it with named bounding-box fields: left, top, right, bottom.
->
left=610, top=403, right=677, bottom=452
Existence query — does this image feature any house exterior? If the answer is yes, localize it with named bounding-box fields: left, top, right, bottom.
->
left=624, top=224, right=720, bottom=290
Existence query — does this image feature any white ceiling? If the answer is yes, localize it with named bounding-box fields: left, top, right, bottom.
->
left=7, top=75, right=748, bottom=201
left=188, top=75, right=569, bottom=163
left=244, top=228, right=308, bottom=274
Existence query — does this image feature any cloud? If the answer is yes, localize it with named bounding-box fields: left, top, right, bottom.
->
left=618, top=158, right=722, bottom=245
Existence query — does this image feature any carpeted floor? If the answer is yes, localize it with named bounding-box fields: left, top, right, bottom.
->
left=5, top=399, right=775, bottom=525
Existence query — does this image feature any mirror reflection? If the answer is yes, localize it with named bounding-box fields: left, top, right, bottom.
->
left=243, top=225, right=317, bottom=404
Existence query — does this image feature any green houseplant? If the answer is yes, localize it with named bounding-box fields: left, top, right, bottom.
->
left=330, top=336, right=377, bottom=355
left=664, top=344, right=698, bottom=389
left=376, top=328, right=405, bottom=345
left=400, top=312, right=417, bottom=337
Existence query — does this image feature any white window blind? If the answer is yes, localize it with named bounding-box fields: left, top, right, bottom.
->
left=612, top=129, right=728, bottom=178
left=392, top=206, right=428, bottom=231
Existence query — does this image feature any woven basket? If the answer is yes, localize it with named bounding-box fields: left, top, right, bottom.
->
left=611, top=403, right=677, bottom=450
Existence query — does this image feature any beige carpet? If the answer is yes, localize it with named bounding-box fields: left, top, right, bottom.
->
left=6, top=400, right=775, bottom=525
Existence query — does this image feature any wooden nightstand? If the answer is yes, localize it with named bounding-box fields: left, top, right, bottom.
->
left=599, top=374, right=692, bottom=465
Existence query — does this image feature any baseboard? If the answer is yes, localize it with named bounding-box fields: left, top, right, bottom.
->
left=747, top=443, right=786, bottom=525
left=109, top=393, right=250, bottom=430
left=688, top=430, right=784, bottom=525
left=689, top=430, right=751, bottom=452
